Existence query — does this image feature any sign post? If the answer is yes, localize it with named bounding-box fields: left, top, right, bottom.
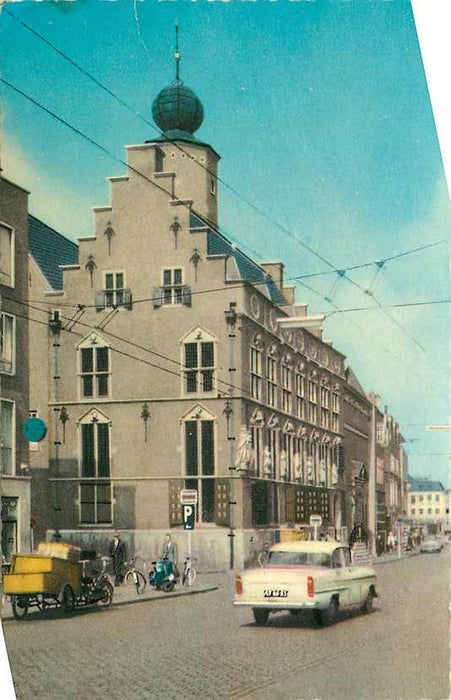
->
left=310, top=514, right=322, bottom=541
left=180, top=490, right=197, bottom=585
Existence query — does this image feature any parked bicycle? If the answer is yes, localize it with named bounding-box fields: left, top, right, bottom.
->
left=181, top=554, right=197, bottom=587
left=123, top=556, right=147, bottom=595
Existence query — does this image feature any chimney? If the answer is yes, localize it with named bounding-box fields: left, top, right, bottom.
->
left=260, top=262, right=284, bottom=290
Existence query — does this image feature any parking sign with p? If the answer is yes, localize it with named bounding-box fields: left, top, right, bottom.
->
left=183, top=504, right=195, bottom=530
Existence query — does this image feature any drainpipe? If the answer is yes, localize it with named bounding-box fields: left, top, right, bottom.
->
left=49, top=314, right=62, bottom=540
left=224, top=303, right=237, bottom=570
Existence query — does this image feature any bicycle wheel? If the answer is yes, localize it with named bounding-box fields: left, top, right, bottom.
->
left=133, top=570, right=146, bottom=595
left=12, top=595, right=29, bottom=620
left=124, top=570, right=135, bottom=587
left=181, top=567, right=196, bottom=587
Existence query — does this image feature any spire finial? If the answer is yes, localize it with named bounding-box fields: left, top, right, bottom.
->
left=174, top=20, right=181, bottom=81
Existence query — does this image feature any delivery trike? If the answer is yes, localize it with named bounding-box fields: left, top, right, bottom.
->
left=3, top=542, right=113, bottom=620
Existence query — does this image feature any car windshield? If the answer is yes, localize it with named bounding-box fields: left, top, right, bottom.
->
left=268, top=551, right=332, bottom=567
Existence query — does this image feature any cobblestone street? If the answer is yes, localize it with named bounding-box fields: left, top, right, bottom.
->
left=2, top=552, right=449, bottom=700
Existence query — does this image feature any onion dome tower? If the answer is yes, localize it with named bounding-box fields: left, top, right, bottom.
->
left=151, top=24, right=206, bottom=145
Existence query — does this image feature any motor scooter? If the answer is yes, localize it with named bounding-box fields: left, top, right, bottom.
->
left=148, top=558, right=177, bottom=592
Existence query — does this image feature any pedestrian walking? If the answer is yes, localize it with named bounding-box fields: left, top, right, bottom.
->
left=161, top=533, right=179, bottom=576
left=110, top=533, right=127, bottom=586
left=387, top=531, right=395, bottom=554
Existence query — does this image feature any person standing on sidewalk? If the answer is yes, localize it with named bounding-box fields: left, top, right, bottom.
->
left=110, top=533, right=127, bottom=586
left=161, top=533, right=179, bottom=577
left=387, top=531, right=395, bottom=554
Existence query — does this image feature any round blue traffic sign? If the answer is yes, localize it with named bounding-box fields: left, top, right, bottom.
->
left=23, top=417, right=47, bottom=443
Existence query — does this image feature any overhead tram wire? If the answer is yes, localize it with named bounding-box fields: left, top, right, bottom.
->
left=4, top=8, right=448, bottom=369
left=5, top=11, right=447, bottom=311
left=2, top=77, right=447, bottom=379
left=24, top=237, right=446, bottom=310
left=294, top=278, right=444, bottom=396
left=5, top=296, right=253, bottom=400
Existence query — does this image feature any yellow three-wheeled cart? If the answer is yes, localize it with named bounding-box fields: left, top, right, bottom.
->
left=3, top=543, right=113, bottom=619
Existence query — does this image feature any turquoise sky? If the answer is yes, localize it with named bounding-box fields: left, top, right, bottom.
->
left=1, top=0, right=450, bottom=483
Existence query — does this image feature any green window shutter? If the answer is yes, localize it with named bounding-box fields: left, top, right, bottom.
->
left=185, top=421, right=198, bottom=475
left=81, top=348, right=93, bottom=373
left=81, top=424, right=95, bottom=477
left=169, top=480, right=183, bottom=526
left=215, top=479, right=230, bottom=526
left=201, top=421, right=214, bottom=475
left=97, top=423, right=110, bottom=477
left=285, top=484, right=296, bottom=523
left=96, top=347, right=109, bottom=372
left=201, top=342, right=214, bottom=368
left=184, top=343, right=198, bottom=368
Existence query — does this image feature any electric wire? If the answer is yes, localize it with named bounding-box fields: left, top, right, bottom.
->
left=1, top=80, right=447, bottom=379
left=4, top=11, right=448, bottom=370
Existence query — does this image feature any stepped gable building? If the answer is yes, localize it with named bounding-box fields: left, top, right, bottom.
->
left=0, top=177, right=31, bottom=559
left=30, top=55, right=369, bottom=569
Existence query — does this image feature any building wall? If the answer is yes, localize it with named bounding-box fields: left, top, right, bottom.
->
left=0, top=177, right=31, bottom=556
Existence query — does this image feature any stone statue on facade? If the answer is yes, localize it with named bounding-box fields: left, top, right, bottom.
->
left=331, top=462, right=339, bottom=486
left=307, top=458, right=314, bottom=484
left=279, top=449, right=288, bottom=480
left=234, top=427, right=255, bottom=474
left=263, top=446, right=273, bottom=478
left=319, top=460, right=326, bottom=486
left=294, top=452, right=302, bottom=482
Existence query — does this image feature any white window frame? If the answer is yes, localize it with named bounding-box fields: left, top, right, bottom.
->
left=281, top=363, right=292, bottom=413
left=161, top=267, right=184, bottom=306
left=0, top=312, right=15, bottom=375
left=266, top=355, right=278, bottom=408
left=180, top=328, right=216, bottom=397
left=103, top=270, right=126, bottom=309
left=78, top=409, right=113, bottom=526
left=78, top=333, right=112, bottom=401
left=181, top=406, right=217, bottom=525
left=0, top=398, right=15, bottom=476
left=250, top=346, right=262, bottom=400
left=0, top=222, right=15, bottom=288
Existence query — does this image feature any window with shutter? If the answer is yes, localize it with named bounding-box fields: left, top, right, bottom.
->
left=79, top=343, right=110, bottom=399
left=183, top=339, right=215, bottom=394
left=101, top=271, right=127, bottom=308
left=79, top=413, right=112, bottom=524
left=0, top=224, right=13, bottom=287
left=183, top=416, right=216, bottom=524
left=0, top=313, right=14, bottom=374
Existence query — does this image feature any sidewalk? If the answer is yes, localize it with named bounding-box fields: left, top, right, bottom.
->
left=372, top=549, right=419, bottom=565
left=1, top=574, right=221, bottom=622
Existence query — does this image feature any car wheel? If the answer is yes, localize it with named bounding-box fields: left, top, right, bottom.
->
left=361, top=590, right=374, bottom=615
left=253, top=608, right=269, bottom=625
left=315, top=598, right=338, bottom=627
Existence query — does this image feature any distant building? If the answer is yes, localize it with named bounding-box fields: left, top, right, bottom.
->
left=408, top=477, right=446, bottom=532
left=0, top=177, right=31, bottom=559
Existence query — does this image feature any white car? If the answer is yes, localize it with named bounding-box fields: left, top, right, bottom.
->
left=234, top=540, right=377, bottom=626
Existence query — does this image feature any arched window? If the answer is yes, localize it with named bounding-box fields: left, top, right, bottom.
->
left=78, top=332, right=111, bottom=399
left=181, top=327, right=216, bottom=395
left=182, top=405, right=216, bottom=524
left=266, top=345, right=278, bottom=408
left=78, top=408, right=112, bottom=525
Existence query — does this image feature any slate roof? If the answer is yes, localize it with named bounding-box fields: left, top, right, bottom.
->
left=29, top=215, right=78, bottom=290
left=409, top=476, right=445, bottom=492
left=190, top=211, right=286, bottom=305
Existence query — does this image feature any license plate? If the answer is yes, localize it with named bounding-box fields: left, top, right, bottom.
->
left=263, top=589, right=288, bottom=598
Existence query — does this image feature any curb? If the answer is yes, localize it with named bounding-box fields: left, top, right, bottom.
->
left=0, top=584, right=219, bottom=622
left=372, top=551, right=420, bottom=566
left=112, top=584, right=219, bottom=609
